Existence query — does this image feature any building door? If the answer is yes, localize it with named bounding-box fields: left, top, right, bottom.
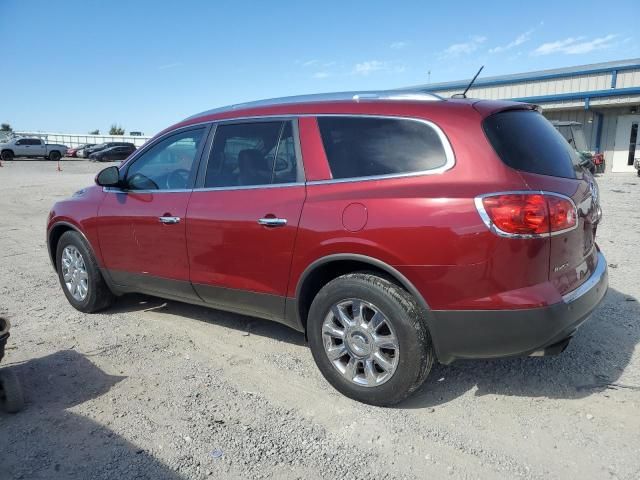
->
left=612, top=115, right=640, bottom=173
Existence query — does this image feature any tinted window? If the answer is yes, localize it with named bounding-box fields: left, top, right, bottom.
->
left=204, top=121, right=299, bottom=188
left=125, top=128, right=205, bottom=190
left=317, top=117, right=448, bottom=180
left=484, top=110, right=578, bottom=179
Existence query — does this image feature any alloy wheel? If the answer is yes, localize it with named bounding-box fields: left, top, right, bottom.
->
left=61, top=245, right=89, bottom=301
left=322, top=299, right=399, bottom=387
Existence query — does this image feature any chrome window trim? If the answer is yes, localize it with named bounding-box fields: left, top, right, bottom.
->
left=119, top=121, right=213, bottom=170
left=193, top=182, right=305, bottom=192
left=474, top=190, right=579, bottom=239
left=115, top=113, right=455, bottom=191
left=103, top=187, right=191, bottom=194
left=115, top=123, right=211, bottom=193
left=562, top=251, right=606, bottom=304
left=103, top=182, right=306, bottom=195
left=308, top=114, right=455, bottom=184
left=200, top=118, right=305, bottom=190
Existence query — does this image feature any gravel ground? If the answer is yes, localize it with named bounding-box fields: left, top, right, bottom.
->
left=0, top=159, right=639, bottom=480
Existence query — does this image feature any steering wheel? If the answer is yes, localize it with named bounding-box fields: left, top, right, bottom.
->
left=165, top=169, right=190, bottom=189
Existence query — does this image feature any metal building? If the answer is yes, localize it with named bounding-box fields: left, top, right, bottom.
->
left=411, top=58, right=640, bottom=173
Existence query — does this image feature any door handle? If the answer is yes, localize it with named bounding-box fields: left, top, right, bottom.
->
left=159, top=216, right=181, bottom=224
left=258, top=217, right=287, bottom=227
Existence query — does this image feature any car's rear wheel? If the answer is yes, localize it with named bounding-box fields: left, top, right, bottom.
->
left=307, top=273, right=434, bottom=406
left=49, top=151, right=61, bottom=162
left=1, top=150, right=14, bottom=162
left=56, top=230, right=115, bottom=313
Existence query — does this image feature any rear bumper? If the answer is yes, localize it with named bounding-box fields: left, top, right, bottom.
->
left=430, top=252, right=608, bottom=364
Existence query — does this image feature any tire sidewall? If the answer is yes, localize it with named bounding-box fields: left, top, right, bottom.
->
left=56, top=231, right=101, bottom=312
left=308, top=275, right=431, bottom=406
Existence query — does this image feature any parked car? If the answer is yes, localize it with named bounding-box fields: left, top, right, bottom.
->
left=89, top=145, right=136, bottom=162
left=551, top=120, right=604, bottom=174
left=83, top=142, right=135, bottom=157
left=67, top=144, right=96, bottom=158
left=0, top=137, right=68, bottom=162
left=46, top=91, right=607, bottom=406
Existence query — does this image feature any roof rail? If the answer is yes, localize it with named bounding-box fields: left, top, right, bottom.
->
left=185, top=90, right=443, bottom=120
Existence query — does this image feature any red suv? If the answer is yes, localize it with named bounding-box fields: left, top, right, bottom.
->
left=47, top=91, right=608, bottom=405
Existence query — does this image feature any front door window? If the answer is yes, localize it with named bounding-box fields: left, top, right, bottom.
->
left=125, top=128, right=205, bottom=190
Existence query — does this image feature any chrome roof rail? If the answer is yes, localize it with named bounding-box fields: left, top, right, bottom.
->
left=185, top=90, right=443, bottom=120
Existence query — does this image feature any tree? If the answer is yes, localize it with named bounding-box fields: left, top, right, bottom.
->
left=0, top=123, right=12, bottom=132
left=89, top=129, right=100, bottom=135
left=109, top=124, right=125, bottom=135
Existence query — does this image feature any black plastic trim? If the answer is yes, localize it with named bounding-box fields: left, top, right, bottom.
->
left=102, top=270, right=301, bottom=331
left=107, top=270, right=202, bottom=303
left=429, top=263, right=608, bottom=364
left=296, top=254, right=431, bottom=312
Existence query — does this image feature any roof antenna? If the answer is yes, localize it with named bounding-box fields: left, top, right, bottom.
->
left=452, top=65, right=484, bottom=99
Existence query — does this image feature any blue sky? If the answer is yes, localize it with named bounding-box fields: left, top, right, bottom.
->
left=2, top=0, right=638, bottom=135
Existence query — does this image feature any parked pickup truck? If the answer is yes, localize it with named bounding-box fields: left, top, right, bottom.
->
left=0, top=137, right=68, bottom=162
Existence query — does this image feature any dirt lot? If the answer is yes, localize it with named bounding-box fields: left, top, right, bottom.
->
left=0, top=159, right=639, bottom=480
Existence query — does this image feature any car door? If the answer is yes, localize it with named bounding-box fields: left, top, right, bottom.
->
left=32, top=139, right=46, bottom=156
left=187, top=119, right=306, bottom=323
left=13, top=139, right=28, bottom=156
left=97, top=125, right=209, bottom=300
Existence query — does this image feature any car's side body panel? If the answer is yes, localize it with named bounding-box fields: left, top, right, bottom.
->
left=47, top=96, right=608, bottom=365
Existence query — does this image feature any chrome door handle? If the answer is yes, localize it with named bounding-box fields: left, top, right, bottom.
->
left=258, top=217, right=287, bottom=227
left=159, top=216, right=181, bottom=224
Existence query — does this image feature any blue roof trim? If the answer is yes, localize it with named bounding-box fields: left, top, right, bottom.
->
left=417, top=63, right=640, bottom=92
left=511, top=86, right=640, bottom=104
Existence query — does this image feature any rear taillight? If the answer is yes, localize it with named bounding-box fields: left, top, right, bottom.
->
left=475, top=192, right=577, bottom=238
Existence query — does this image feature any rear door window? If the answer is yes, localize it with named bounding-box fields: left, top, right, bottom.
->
left=317, top=116, right=450, bottom=180
left=484, top=110, right=579, bottom=179
left=204, top=121, right=300, bottom=188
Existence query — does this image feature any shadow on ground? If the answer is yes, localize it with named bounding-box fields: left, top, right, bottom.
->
left=401, top=287, right=640, bottom=408
left=0, top=350, right=182, bottom=480
left=107, top=293, right=306, bottom=346
left=102, top=287, right=639, bottom=410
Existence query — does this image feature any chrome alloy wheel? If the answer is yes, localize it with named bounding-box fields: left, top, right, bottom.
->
left=322, top=299, right=399, bottom=387
left=61, top=245, right=89, bottom=301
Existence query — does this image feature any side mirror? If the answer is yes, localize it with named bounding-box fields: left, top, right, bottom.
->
left=95, top=166, right=120, bottom=187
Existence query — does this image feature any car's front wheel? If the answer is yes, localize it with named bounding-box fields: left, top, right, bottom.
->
left=56, top=230, right=115, bottom=313
left=307, top=273, right=434, bottom=406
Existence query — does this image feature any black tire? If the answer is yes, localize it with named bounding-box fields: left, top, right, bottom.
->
left=637, top=169, right=640, bottom=177
left=0, top=369, right=24, bottom=413
left=56, top=230, right=115, bottom=313
left=49, top=151, right=61, bottom=162
left=1, top=150, right=14, bottom=162
left=307, top=273, right=434, bottom=406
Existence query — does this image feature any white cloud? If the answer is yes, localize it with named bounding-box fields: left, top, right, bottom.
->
left=440, top=36, right=486, bottom=58
left=301, top=59, right=319, bottom=67
left=390, top=41, right=409, bottom=49
left=312, top=72, right=330, bottom=79
left=352, top=60, right=386, bottom=75
left=489, top=29, right=534, bottom=54
left=532, top=34, right=617, bottom=55
left=157, top=62, right=182, bottom=70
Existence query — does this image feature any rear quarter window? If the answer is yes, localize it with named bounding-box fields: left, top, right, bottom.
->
left=317, top=116, right=450, bottom=180
left=483, top=110, right=579, bottom=179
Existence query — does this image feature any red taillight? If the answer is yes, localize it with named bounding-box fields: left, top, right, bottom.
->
left=476, top=192, right=577, bottom=237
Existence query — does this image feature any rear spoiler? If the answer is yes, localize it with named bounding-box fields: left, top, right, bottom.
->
left=472, top=100, right=540, bottom=117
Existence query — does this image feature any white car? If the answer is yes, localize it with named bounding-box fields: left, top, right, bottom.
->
left=0, top=137, right=68, bottom=162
